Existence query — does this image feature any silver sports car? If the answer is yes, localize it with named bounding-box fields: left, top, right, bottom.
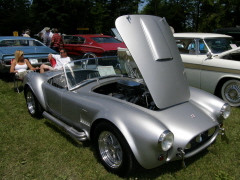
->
left=23, top=15, right=231, bottom=177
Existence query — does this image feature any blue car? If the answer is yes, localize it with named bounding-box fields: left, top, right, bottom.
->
left=0, top=36, right=57, bottom=73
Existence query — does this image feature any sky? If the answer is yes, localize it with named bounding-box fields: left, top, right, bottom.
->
left=138, top=0, right=148, bottom=11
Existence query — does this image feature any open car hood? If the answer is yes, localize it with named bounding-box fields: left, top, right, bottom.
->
left=115, top=15, right=190, bottom=109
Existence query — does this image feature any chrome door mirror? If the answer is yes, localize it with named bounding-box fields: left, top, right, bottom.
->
left=206, top=51, right=213, bottom=59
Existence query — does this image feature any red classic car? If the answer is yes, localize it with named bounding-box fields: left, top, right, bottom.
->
left=62, top=34, right=126, bottom=59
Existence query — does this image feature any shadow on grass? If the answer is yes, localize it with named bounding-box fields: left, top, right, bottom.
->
left=44, top=120, right=91, bottom=148
left=128, top=149, right=209, bottom=179
left=43, top=118, right=212, bottom=179
left=0, top=72, right=13, bottom=82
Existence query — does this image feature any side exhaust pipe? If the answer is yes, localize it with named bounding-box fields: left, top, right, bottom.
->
left=43, top=111, right=87, bottom=141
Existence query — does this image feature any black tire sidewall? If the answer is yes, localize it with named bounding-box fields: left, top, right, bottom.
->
left=94, top=122, right=134, bottom=177
left=25, top=87, right=43, bottom=118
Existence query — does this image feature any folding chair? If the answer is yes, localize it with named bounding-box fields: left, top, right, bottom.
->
left=12, top=72, right=24, bottom=93
left=10, top=59, right=23, bottom=93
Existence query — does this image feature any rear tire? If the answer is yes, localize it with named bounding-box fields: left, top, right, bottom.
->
left=94, top=122, right=138, bottom=177
left=25, top=87, right=43, bottom=118
left=221, top=79, right=240, bottom=107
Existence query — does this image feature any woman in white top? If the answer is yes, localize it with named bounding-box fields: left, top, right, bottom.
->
left=10, top=50, right=39, bottom=78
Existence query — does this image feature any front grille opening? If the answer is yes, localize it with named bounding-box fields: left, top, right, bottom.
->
left=184, top=126, right=217, bottom=153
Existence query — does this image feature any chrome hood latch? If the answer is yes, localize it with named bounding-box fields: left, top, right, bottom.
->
left=177, top=148, right=186, bottom=168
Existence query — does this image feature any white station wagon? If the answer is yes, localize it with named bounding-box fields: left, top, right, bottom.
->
left=174, top=33, right=240, bottom=107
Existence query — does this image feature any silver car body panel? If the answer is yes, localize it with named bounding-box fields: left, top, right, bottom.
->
left=25, top=71, right=224, bottom=169
left=23, top=15, right=228, bottom=170
left=116, top=15, right=190, bottom=109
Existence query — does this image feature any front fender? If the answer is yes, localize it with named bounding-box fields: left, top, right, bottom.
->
left=24, top=72, right=47, bottom=109
left=189, top=86, right=226, bottom=123
left=90, top=97, right=168, bottom=169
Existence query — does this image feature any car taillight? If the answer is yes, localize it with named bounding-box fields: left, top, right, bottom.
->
left=5, top=59, right=14, bottom=65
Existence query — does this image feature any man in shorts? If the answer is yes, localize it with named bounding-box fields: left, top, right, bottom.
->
left=40, top=48, right=71, bottom=73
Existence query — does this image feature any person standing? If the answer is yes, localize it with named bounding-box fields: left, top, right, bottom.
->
left=23, top=31, right=30, bottom=37
left=36, top=32, right=43, bottom=42
left=43, top=27, right=51, bottom=47
left=51, top=28, right=63, bottom=52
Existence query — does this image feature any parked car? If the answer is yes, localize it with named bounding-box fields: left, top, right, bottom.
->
left=23, top=15, right=230, bottom=177
left=0, top=36, right=57, bottom=73
left=214, top=27, right=240, bottom=44
left=174, top=33, right=240, bottom=106
left=62, top=34, right=126, bottom=59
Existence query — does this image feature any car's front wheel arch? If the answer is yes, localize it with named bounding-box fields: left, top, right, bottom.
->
left=92, top=120, right=140, bottom=177
left=214, top=77, right=232, bottom=97
left=24, top=86, right=44, bottom=118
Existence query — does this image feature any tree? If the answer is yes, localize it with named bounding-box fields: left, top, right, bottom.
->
left=141, top=0, right=240, bottom=33
left=0, top=0, right=31, bottom=36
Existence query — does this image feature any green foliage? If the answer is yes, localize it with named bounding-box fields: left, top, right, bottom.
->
left=141, top=0, right=240, bottom=32
left=0, top=0, right=31, bottom=35
left=0, top=0, right=144, bottom=36
left=0, top=0, right=239, bottom=36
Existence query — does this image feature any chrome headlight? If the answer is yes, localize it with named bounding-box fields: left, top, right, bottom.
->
left=220, top=103, right=231, bottom=119
left=158, top=130, right=174, bottom=151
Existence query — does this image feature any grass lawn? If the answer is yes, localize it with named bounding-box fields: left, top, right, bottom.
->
left=0, top=73, right=239, bottom=180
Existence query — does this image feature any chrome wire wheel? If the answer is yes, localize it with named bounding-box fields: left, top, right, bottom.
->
left=98, top=131, right=123, bottom=168
left=221, top=80, right=240, bottom=107
left=26, top=90, right=36, bottom=115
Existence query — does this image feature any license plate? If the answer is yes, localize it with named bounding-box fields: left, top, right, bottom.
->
left=29, top=59, right=38, bottom=64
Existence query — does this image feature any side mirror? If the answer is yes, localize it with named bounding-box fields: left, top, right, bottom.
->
left=206, top=52, right=212, bottom=59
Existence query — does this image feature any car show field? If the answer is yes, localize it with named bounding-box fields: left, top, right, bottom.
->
left=0, top=14, right=240, bottom=179
left=1, top=0, right=240, bottom=178
left=0, top=72, right=239, bottom=179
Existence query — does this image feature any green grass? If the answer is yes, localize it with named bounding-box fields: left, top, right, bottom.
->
left=0, top=73, right=239, bottom=180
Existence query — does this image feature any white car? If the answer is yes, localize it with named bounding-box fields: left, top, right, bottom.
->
left=174, top=33, right=240, bottom=107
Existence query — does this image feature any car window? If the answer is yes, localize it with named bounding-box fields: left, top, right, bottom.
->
left=48, top=74, right=67, bottom=89
left=204, top=38, right=236, bottom=53
left=199, top=39, right=208, bottom=54
left=175, top=38, right=195, bottom=54
left=63, top=56, right=132, bottom=90
left=90, top=37, right=121, bottom=43
left=63, top=36, right=85, bottom=44
left=0, top=39, right=44, bottom=47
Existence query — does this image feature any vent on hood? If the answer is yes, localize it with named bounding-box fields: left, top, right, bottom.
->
left=140, top=18, right=173, bottom=61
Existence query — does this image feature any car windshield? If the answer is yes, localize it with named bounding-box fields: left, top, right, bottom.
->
left=204, top=38, right=236, bottom=53
left=0, top=39, right=44, bottom=47
left=63, top=55, right=142, bottom=90
left=90, top=37, right=121, bottom=43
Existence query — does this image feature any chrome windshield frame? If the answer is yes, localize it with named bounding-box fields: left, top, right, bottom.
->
left=63, top=56, right=128, bottom=91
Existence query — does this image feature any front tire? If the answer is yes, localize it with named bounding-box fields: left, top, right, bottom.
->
left=221, top=79, right=240, bottom=107
left=25, top=87, right=43, bottom=118
left=94, top=122, right=137, bottom=177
